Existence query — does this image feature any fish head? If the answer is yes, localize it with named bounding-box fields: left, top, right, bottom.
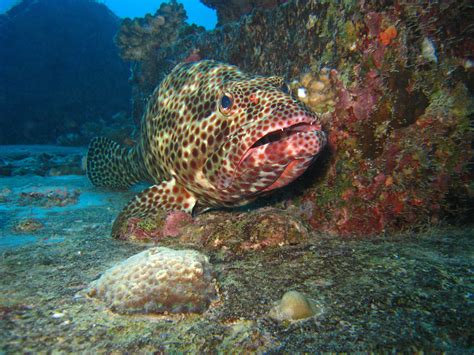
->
left=203, top=73, right=327, bottom=204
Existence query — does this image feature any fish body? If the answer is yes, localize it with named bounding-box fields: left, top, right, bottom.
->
left=87, top=60, right=326, bottom=237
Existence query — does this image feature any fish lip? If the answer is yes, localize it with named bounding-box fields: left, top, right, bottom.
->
left=236, top=115, right=323, bottom=167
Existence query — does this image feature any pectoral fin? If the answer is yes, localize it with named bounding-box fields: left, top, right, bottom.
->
left=111, top=178, right=197, bottom=238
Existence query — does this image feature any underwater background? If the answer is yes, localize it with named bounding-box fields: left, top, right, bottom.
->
left=0, top=0, right=473, bottom=352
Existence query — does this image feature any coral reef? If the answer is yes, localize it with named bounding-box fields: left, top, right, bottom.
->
left=87, top=247, right=217, bottom=314
left=0, top=0, right=130, bottom=145
left=200, top=0, right=287, bottom=25
left=115, top=0, right=205, bottom=121
left=290, top=68, right=336, bottom=113
left=124, top=0, right=472, bottom=237
left=115, top=1, right=187, bottom=62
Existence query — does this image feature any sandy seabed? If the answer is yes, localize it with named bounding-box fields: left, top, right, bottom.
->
left=0, top=145, right=472, bottom=352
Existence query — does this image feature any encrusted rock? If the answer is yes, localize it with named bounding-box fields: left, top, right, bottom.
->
left=200, top=0, right=286, bottom=25
left=181, top=208, right=309, bottom=254
left=115, top=1, right=473, bottom=237
left=114, top=207, right=310, bottom=255
left=87, top=247, right=216, bottom=314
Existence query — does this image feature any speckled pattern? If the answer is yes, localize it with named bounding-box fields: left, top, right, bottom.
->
left=87, top=60, right=326, bottom=237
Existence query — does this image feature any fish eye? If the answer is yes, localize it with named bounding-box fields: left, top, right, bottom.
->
left=219, top=93, right=234, bottom=114
left=280, top=83, right=290, bottom=94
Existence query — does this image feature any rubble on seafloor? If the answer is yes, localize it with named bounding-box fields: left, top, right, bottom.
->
left=12, top=218, right=44, bottom=233
left=116, top=0, right=472, bottom=237
left=0, top=146, right=86, bottom=177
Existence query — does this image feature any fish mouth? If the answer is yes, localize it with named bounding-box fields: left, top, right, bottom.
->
left=250, top=122, right=318, bottom=149
left=237, top=120, right=323, bottom=167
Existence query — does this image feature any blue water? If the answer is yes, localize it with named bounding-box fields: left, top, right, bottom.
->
left=0, top=0, right=217, bottom=29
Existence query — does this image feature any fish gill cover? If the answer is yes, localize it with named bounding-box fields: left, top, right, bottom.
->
left=0, top=0, right=131, bottom=145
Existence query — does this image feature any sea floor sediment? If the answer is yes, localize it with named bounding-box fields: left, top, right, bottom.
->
left=0, top=145, right=472, bottom=352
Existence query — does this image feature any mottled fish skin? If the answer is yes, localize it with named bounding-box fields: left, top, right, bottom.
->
left=87, top=60, right=327, bottom=237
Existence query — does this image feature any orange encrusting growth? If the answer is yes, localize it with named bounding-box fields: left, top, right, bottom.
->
left=379, top=26, right=397, bottom=46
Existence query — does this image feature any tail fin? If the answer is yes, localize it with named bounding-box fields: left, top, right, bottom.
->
left=86, top=137, right=145, bottom=189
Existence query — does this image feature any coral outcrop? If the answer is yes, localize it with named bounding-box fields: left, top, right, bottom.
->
left=123, top=0, right=472, bottom=237
left=87, top=247, right=216, bottom=314
left=290, top=68, right=336, bottom=113
left=115, top=0, right=187, bottom=62
left=114, top=0, right=205, bottom=120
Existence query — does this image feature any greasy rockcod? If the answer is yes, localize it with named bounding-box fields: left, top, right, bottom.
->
left=87, top=60, right=327, bottom=237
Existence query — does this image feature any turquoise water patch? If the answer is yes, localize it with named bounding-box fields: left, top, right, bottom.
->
left=0, top=234, right=37, bottom=250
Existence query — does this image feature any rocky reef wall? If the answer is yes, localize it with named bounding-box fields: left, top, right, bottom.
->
left=122, top=0, right=473, bottom=237
left=0, top=0, right=131, bottom=145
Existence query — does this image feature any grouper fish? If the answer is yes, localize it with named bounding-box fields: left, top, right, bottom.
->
left=86, top=60, right=327, bottom=237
